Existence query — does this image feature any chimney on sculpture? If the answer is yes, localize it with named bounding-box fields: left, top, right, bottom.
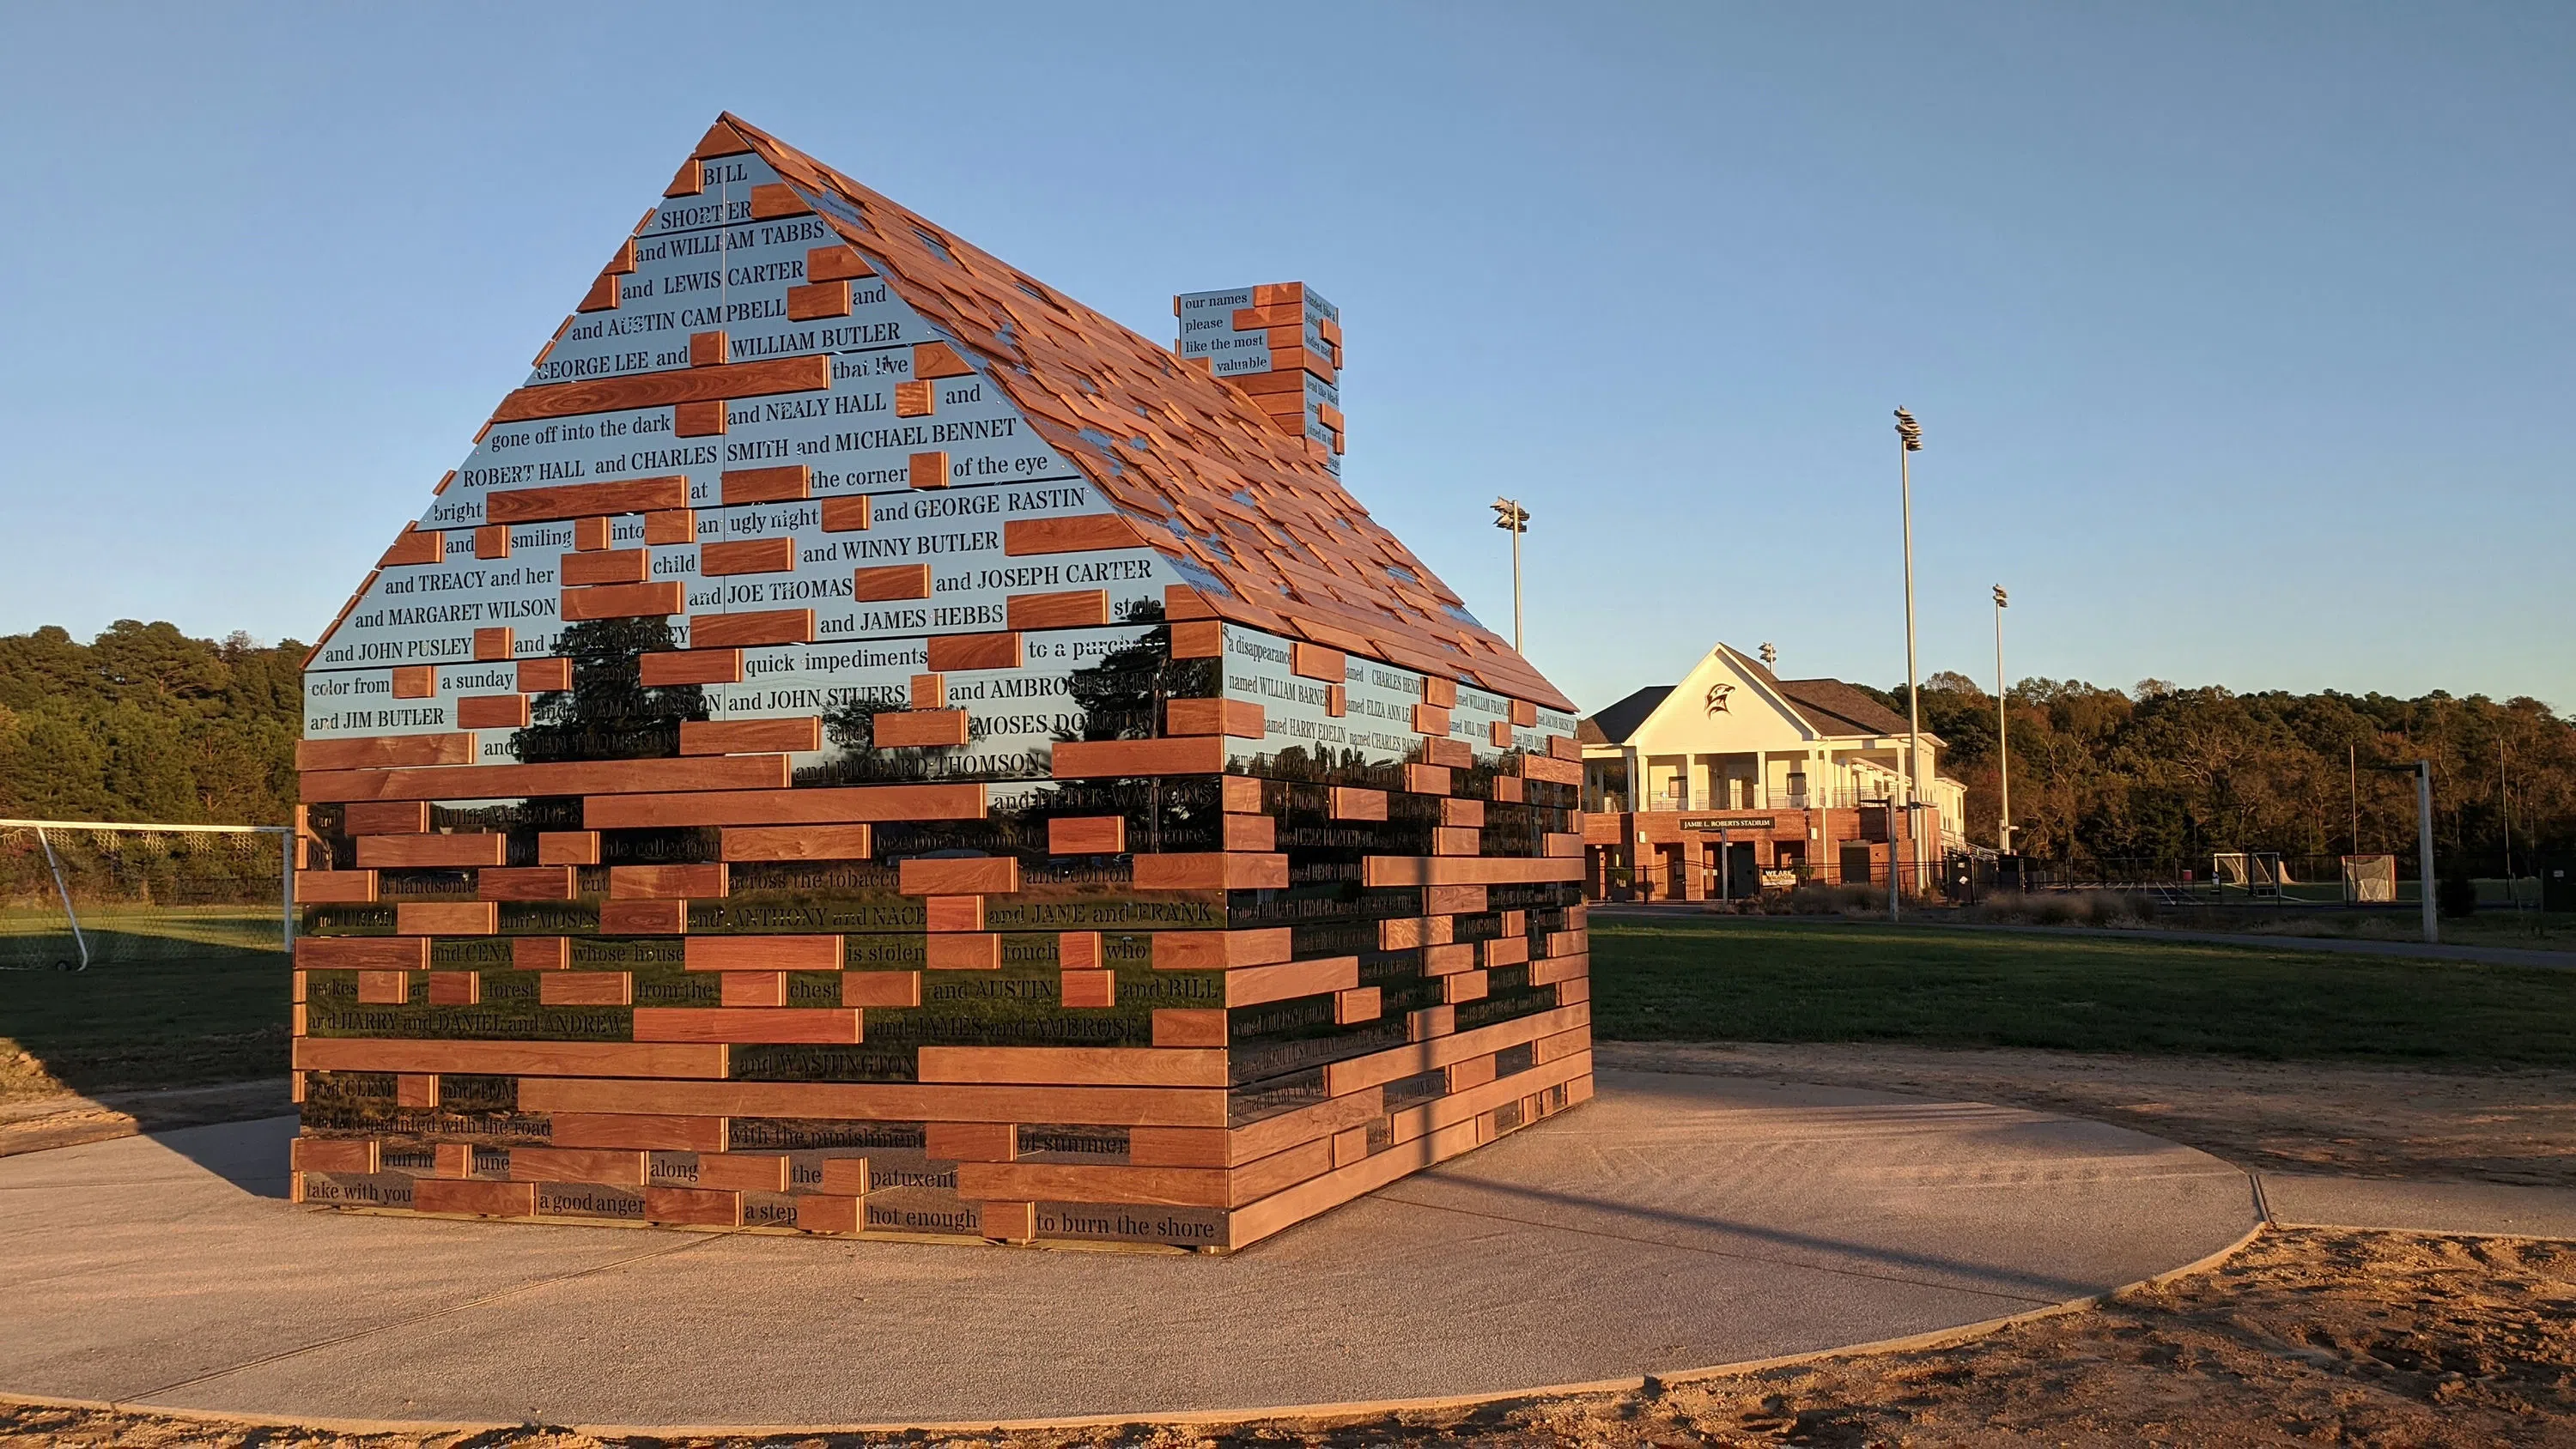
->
left=1175, top=283, right=1346, bottom=474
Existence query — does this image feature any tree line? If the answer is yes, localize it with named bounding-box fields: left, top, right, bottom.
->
left=1876, top=672, right=2576, bottom=873
left=0, top=621, right=2570, bottom=875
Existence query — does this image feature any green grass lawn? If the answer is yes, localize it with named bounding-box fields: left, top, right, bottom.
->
left=0, top=912, right=289, bottom=1101
left=1589, top=916, right=2576, bottom=1067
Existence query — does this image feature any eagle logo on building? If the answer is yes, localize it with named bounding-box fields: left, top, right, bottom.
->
left=1704, top=682, right=1735, bottom=715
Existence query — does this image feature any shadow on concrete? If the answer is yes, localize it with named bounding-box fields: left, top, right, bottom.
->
left=147, top=1114, right=295, bottom=1199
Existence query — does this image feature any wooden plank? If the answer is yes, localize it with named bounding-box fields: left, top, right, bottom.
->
left=538, top=971, right=632, bottom=1006
left=807, top=246, right=873, bottom=282
left=1223, top=815, right=1277, bottom=852
left=292, top=1038, right=729, bottom=1078
left=454, top=695, right=532, bottom=730
left=297, top=937, right=425, bottom=971
left=1321, top=1003, right=1590, bottom=1096
left=630, top=1008, right=862, bottom=1044
left=353, top=833, right=503, bottom=870
left=841, top=970, right=923, bottom=1008
left=343, top=801, right=431, bottom=834
left=506, top=1147, right=647, bottom=1186
left=1060, top=969, right=1115, bottom=1008
left=1169, top=620, right=1224, bottom=658
left=474, top=524, right=512, bottom=560
left=924, top=631, right=1018, bottom=672
left=295, top=733, right=475, bottom=772
left=787, top=280, right=850, bottom=319
left=1164, top=699, right=1264, bottom=738
left=679, top=718, right=821, bottom=755
left=1291, top=643, right=1345, bottom=682
left=925, top=934, right=1001, bottom=970
left=519, top=1077, right=1227, bottom=1128
left=414, top=1179, right=537, bottom=1219
left=598, top=900, right=685, bottom=934
left=897, top=857, right=1018, bottom=896
left=641, top=649, right=744, bottom=686
left=472, top=627, right=514, bottom=661
left=1050, top=737, right=1224, bottom=779
left=874, top=709, right=968, bottom=747
left=518, top=658, right=574, bottom=692
left=721, top=971, right=788, bottom=1006
left=549, top=1113, right=727, bottom=1152
left=697, top=1152, right=791, bottom=1191
left=512, top=937, right=570, bottom=971
left=478, top=866, right=575, bottom=901
left=1005, top=589, right=1109, bottom=630
left=698, top=538, right=796, bottom=576
left=294, top=870, right=378, bottom=904
left=306, top=754, right=787, bottom=804
left=562, top=581, right=684, bottom=621
left=610, top=864, right=726, bottom=900
left=1225, top=1118, right=1479, bottom=1251
left=1335, top=987, right=1382, bottom=1025
left=1127, top=1127, right=1227, bottom=1167
left=718, top=464, right=811, bottom=505
left=799, top=1195, right=863, bottom=1234
left=684, top=936, right=841, bottom=972
left=1224, top=1085, right=1386, bottom=1167
left=1230, top=1137, right=1335, bottom=1206
left=915, top=1047, right=1225, bottom=1088
left=1151, top=1009, right=1226, bottom=1047
left=538, top=831, right=601, bottom=866
left=1362, top=856, right=1586, bottom=888
left=584, top=782, right=986, bottom=829
left=484, top=476, right=689, bottom=524
left=820, top=495, right=872, bottom=532
left=290, top=1137, right=380, bottom=1174
left=852, top=563, right=933, bottom=601
left=913, top=342, right=975, bottom=379
left=490, top=355, right=829, bottom=425
left=1221, top=776, right=1263, bottom=812
left=689, top=609, right=813, bottom=648
left=644, top=509, right=696, bottom=545
left=395, top=902, right=497, bottom=936
left=956, top=1161, right=1229, bottom=1209
left=994, top=509, right=1139, bottom=555
left=646, top=1185, right=742, bottom=1228
left=1224, top=955, right=1359, bottom=1008
left=720, top=824, right=872, bottom=861
left=1047, top=816, right=1125, bottom=855
left=1150, top=928, right=1290, bottom=970
left=355, top=970, right=410, bottom=1005
left=748, top=182, right=805, bottom=219
left=561, top=549, right=650, bottom=586
left=908, top=451, right=950, bottom=489
left=380, top=527, right=446, bottom=567
left=1132, top=853, right=1287, bottom=890
left=674, top=400, right=726, bottom=436
left=925, top=1121, right=1016, bottom=1161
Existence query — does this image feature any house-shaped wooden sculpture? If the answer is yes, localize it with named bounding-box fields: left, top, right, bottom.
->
left=288, top=115, right=1591, bottom=1250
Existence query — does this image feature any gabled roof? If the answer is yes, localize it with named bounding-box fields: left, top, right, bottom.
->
left=1577, top=686, right=1674, bottom=746
left=709, top=116, right=1570, bottom=712
left=1579, top=644, right=1933, bottom=746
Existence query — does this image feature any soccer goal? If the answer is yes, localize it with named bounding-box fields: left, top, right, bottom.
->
left=2342, top=853, right=2398, bottom=904
left=2211, top=851, right=2288, bottom=900
left=0, top=819, right=292, bottom=973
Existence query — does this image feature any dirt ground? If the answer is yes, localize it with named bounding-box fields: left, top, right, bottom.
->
left=0, top=1077, right=288, bottom=1159
left=1601, top=1040, right=2576, bottom=1188
left=1, top=1228, right=2568, bottom=1446
left=5, top=1047, right=2573, bottom=1446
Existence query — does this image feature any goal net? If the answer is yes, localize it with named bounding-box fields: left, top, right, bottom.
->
left=0, top=821, right=290, bottom=973
left=2342, top=853, right=2398, bottom=904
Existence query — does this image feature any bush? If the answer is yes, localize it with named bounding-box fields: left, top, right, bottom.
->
left=2437, top=874, right=2479, bottom=919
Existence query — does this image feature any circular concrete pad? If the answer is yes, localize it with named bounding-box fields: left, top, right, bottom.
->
left=0, top=1068, right=2256, bottom=1428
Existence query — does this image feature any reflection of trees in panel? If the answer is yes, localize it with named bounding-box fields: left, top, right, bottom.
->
left=512, top=619, right=706, bottom=763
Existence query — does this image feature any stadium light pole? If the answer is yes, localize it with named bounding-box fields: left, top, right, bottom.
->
left=1491, top=498, right=1530, bottom=652
left=1993, top=585, right=2011, bottom=855
left=1891, top=408, right=1924, bottom=921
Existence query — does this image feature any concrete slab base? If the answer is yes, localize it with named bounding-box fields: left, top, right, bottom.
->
left=0, top=1068, right=2260, bottom=1429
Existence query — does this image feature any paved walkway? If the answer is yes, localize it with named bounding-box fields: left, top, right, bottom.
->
left=0, top=1069, right=2259, bottom=1430
left=1594, top=903, right=2576, bottom=971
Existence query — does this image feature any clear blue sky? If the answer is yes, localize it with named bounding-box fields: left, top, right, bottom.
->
left=1, top=3, right=2567, bottom=714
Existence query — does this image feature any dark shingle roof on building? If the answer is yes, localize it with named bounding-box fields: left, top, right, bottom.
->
left=1577, top=685, right=1674, bottom=745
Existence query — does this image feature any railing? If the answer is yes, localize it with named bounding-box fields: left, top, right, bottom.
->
left=1618, top=788, right=1890, bottom=815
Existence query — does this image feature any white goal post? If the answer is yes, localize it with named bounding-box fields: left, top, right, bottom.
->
left=0, top=818, right=293, bottom=971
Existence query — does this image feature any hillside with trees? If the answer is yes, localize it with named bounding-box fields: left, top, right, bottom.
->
left=0, top=623, right=303, bottom=826
left=1880, top=674, right=2576, bottom=875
